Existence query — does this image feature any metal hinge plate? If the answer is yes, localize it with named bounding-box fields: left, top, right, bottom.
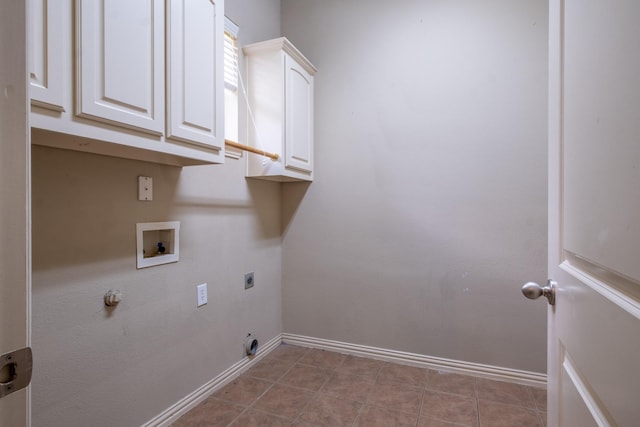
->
left=0, top=347, right=32, bottom=398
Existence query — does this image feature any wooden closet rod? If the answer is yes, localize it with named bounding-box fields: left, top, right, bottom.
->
left=225, top=139, right=279, bottom=161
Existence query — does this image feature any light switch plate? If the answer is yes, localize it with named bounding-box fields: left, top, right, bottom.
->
left=138, top=176, right=153, bottom=201
left=197, top=283, right=208, bottom=307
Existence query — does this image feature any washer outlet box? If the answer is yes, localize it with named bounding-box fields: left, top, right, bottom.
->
left=244, top=272, right=255, bottom=290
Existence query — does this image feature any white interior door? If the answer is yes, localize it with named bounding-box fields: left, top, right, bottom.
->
left=546, top=1, right=640, bottom=425
left=0, top=1, right=31, bottom=426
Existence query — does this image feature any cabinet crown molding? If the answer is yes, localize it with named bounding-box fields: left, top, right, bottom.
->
left=243, top=37, right=317, bottom=75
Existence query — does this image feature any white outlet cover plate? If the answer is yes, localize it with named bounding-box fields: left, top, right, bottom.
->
left=197, top=283, right=208, bottom=307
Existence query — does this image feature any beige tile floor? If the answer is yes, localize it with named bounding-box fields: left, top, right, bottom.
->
left=172, top=344, right=547, bottom=427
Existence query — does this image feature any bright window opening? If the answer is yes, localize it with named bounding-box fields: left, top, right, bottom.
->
left=224, top=18, right=239, bottom=149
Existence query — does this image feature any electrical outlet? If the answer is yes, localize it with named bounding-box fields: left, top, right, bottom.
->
left=244, top=272, right=254, bottom=290
left=197, top=283, right=208, bottom=306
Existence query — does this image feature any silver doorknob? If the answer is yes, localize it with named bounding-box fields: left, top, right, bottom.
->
left=521, top=280, right=556, bottom=306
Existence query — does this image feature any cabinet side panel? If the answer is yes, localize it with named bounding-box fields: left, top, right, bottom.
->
left=246, top=50, right=285, bottom=176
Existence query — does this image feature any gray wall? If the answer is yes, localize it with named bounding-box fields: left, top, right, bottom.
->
left=281, top=0, right=548, bottom=373
left=31, top=1, right=281, bottom=425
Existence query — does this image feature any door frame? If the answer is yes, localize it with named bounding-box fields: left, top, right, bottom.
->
left=546, top=0, right=561, bottom=421
left=0, top=0, right=31, bottom=425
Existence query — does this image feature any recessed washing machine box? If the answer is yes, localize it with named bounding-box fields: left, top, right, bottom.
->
left=136, top=221, right=180, bottom=269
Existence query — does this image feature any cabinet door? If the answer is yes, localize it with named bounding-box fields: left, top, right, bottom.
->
left=29, top=0, right=64, bottom=111
left=76, top=0, right=164, bottom=134
left=166, top=0, right=224, bottom=151
left=284, top=54, right=313, bottom=173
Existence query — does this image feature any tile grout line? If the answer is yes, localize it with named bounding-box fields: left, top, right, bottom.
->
left=529, top=385, right=548, bottom=427
left=289, top=367, right=328, bottom=425
left=224, top=377, right=277, bottom=425
left=475, top=376, right=481, bottom=427
left=415, top=385, right=428, bottom=427
left=349, top=358, right=385, bottom=427
left=351, top=357, right=385, bottom=427
left=226, top=347, right=310, bottom=426
left=289, top=349, right=353, bottom=426
left=274, top=349, right=317, bottom=425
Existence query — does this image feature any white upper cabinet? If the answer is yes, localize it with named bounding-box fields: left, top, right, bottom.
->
left=28, top=0, right=225, bottom=166
left=243, top=37, right=317, bottom=182
left=76, top=0, right=165, bottom=135
left=29, top=0, right=64, bottom=111
left=166, top=0, right=224, bottom=150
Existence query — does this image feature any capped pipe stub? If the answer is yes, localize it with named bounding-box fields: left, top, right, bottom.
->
left=244, top=334, right=258, bottom=357
left=104, top=289, right=123, bottom=306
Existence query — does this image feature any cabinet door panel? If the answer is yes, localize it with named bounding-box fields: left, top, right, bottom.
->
left=30, top=0, right=64, bottom=111
left=76, top=0, right=164, bottom=134
left=166, top=0, right=223, bottom=150
left=285, top=55, right=313, bottom=173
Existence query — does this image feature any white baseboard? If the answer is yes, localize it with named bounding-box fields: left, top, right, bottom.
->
left=142, top=334, right=283, bottom=427
left=281, top=333, right=547, bottom=388
left=145, top=332, right=546, bottom=426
